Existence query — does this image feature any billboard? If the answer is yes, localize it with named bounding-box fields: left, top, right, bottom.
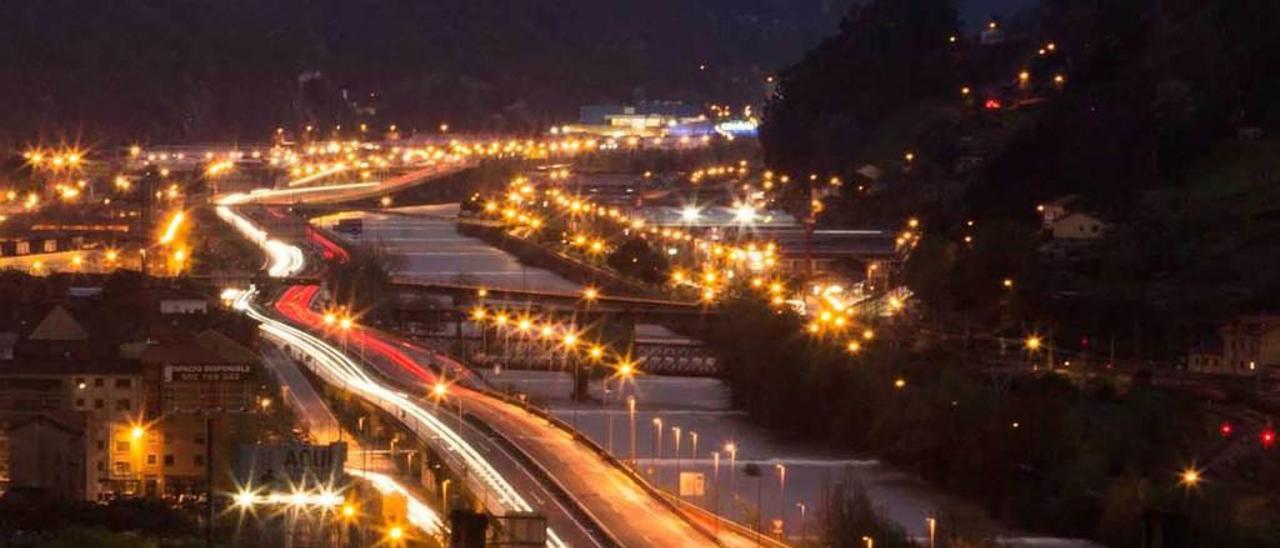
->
left=678, top=472, right=705, bottom=497
left=234, top=442, right=348, bottom=488
left=164, top=364, right=253, bottom=382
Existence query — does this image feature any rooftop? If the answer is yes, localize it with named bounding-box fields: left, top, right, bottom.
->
left=140, top=328, right=257, bottom=366
left=27, top=306, right=89, bottom=342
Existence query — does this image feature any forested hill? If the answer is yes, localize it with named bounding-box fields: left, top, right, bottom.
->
left=0, top=0, right=853, bottom=144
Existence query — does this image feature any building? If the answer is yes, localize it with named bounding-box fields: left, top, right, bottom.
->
left=1037, top=195, right=1078, bottom=227
left=1186, top=336, right=1223, bottom=373
left=158, top=293, right=209, bottom=315
left=765, top=229, right=900, bottom=279
left=0, top=357, right=144, bottom=500
left=0, top=303, right=257, bottom=501
left=1049, top=212, right=1107, bottom=240
left=141, top=329, right=260, bottom=415
left=6, top=411, right=87, bottom=501
left=1186, top=316, right=1280, bottom=377
left=569, top=101, right=708, bottom=138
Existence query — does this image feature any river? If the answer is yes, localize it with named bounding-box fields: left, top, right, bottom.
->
left=317, top=204, right=1095, bottom=547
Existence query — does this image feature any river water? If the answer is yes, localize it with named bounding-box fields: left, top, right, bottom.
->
left=318, top=204, right=1095, bottom=547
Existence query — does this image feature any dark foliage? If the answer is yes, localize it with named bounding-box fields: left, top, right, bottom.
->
left=605, top=236, right=669, bottom=284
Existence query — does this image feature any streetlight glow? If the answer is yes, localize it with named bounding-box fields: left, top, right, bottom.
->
left=1025, top=335, right=1042, bottom=351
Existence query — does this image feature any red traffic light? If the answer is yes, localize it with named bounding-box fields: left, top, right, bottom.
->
left=1262, top=428, right=1276, bottom=448
left=1220, top=421, right=1233, bottom=437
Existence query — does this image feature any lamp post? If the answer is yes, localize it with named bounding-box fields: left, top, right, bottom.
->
left=628, top=396, right=637, bottom=466
left=797, top=502, right=807, bottom=541
left=927, top=516, right=937, bottom=548
left=652, top=417, right=663, bottom=464
left=613, top=361, right=634, bottom=459
left=433, top=381, right=462, bottom=431
left=712, top=451, right=721, bottom=536
left=725, top=442, right=738, bottom=519
left=776, top=464, right=787, bottom=538
left=673, top=426, right=682, bottom=495
left=603, top=375, right=614, bottom=453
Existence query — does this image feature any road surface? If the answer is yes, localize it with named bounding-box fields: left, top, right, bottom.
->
left=272, top=285, right=762, bottom=547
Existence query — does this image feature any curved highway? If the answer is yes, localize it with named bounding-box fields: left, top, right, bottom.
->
left=273, top=286, right=759, bottom=548
left=219, top=195, right=760, bottom=546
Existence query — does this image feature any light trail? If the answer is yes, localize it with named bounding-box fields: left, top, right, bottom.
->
left=346, top=469, right=446, bottom=538
left=234, top=287, right=569, bottom=548
left=158, top=210, right=185, bottom=244
left=213, top=202, right=306, bottom=277
left=287, top=164, right=348, bottom=187
left=217, top=183, right=379, bottom=206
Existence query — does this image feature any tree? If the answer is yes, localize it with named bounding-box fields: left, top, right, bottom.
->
left=760, top=0, right=961, bottom=175
left=605, top=236, right=668, bottom=284
left=326, top=243, right=400, bottom=323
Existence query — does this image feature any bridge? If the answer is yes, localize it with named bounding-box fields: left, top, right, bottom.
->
left=412, top=333, right=721, bottom=377
left=387, top=281, right=727, bottom=376
left=390, top=279, right=714, bottom=315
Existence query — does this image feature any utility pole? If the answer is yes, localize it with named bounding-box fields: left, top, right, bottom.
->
left=205, top=415, right=215, bottom=548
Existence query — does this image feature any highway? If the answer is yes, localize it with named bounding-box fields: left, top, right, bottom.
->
left=219, top=189, right=767, bottom=546
left=215, top=201, right=307, bottom=277
left=221, top=161, right=474, bottom=206
left=236, top=287, right=589, bottom=548
left=262, top=341, right=449, bottom=541
left=261, top=344, right=344, bottom=444
left=273, top=285, right=761, bottom=548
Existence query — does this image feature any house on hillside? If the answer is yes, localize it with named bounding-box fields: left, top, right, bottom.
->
left=1186, top=315, right=1280, bottom=377
left=1037, top=195, right=1078, bottom=227
left=1050, top=212, right=1107, bottom=240
left=1037, top=195, right=1108, bottom=242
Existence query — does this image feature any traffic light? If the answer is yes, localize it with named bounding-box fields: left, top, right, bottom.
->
left=1261, top=428, right=1275, bottom=448
left=1220, top=421, right=1233, bottom=438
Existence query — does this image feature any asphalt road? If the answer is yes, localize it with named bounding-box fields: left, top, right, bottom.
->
left=273, top=285, right=751, bottom=547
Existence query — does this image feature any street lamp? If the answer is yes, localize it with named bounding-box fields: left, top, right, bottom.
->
left=927, top=516, right=937, bottom=548
left=653, top=418, right=663, bottom=462
left=432, top=381, right=463, bottom=431
left=673, top=426, right=682, bottom=492
left=1025, top=335, right=1042, bottom=351
left=1180, top=466, right=1202, bottom=488
left=711, top=451, right=722, bottom=534
left=725, top=442, right=738, bottom=517
left=862, top=536, right=874, bottom=548
left=776, top=463, right=787, bottom=537
left=628, top=396, right=637, bottom=466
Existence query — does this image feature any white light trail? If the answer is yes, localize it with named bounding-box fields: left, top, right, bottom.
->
left=218, top=183, right=378, bottom=205
left=159, top=210, right=186, bottom=244
left=287, top=165, right=349, bottom=187
left=214, top=203, right=306, bottom=277
left=233, top=288, right=568, bottom=548
left=347, top=469, right=446, bottom=538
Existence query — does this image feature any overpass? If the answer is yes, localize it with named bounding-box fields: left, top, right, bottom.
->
left=217, top=204, right=777, bottom=547
left=390, top=279, right=716, bottom=316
